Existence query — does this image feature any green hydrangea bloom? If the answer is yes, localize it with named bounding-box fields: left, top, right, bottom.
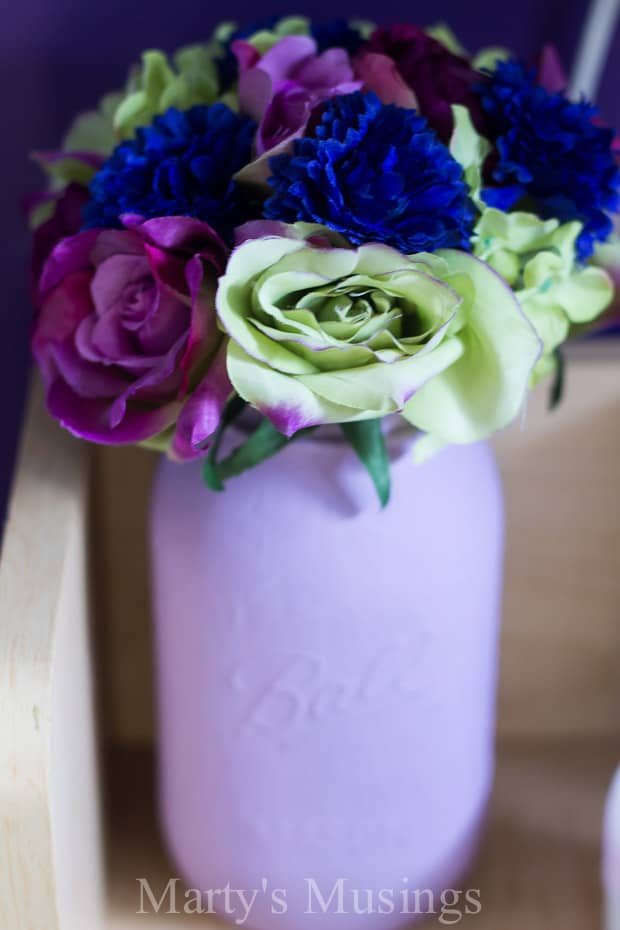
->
left=36, top=40, right=226, bottom=193
left=32, top=92, right=122, bottom=194
left=113, top=45, right=221, bottom=139
left=448, top=105, right=613, bottom=386
left=471, top=46, right=511, bottom=71
left=64, top=91, right=124, bottom=157
left=474, top=209, right=613, bottom=383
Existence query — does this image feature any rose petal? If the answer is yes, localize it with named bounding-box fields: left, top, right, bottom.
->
left=47, top=378, right=181, bottom=444
left=231, top=38, right=261, bottom=72
left=294, top=47, right=356, bottom=89
left=171, top=344, right=232, bottom=460
left=252, top=35, right=317, bottom=82
left=90, top=253, right=151, bottom=316
left=137, top=287, right=190, bottom=356
left=257, top=84, right=312, bottom=153
left=88, top=310, right=136, bottom=360
left=39, top=230, right=101, bottom=299
left=238, top=67, right=275, bottom=124
left=355, top=52, right=418, bottom=109
left=234, top=220, right=295, bottom=244
left=129, top=215, right=228, bottom=268
left=49, top=340, right=129, bottom=399
left=107, top=331, right=187, bottom=428
left=89, top=228, right=144, bottom=265
left=33, top=271, right=94, bottom=354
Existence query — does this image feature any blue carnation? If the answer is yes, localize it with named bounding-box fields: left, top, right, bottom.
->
left=82, top=105, right=257, bottom=242
left=264, top=92, right=474, bottom=253
left=478, top=59, right=620, bottom=260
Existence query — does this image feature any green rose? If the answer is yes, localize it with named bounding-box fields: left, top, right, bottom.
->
left=216, top=224, right=541, bottom=452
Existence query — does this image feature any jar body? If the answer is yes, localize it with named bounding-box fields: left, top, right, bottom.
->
left=150, top=434, right=504, bottom=929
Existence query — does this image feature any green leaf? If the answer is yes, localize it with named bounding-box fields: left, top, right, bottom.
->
left=341, top=420, right=391, bottom=507
left=217, top=419, right=305, bottom=481
left=549, top=347, right=565, bottom=410
left=204, top=405, right=316, bottom=491
left=202, top=395, right=247, bottom=491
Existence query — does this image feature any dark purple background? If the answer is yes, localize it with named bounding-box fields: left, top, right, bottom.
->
left=2, top=0, right=617, bottom=517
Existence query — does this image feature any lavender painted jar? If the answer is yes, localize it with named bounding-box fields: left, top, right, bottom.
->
left=150, top=428, right=504, bottom=929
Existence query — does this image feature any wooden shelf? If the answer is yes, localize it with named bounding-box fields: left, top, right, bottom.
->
left=105, top=740, right=618, bottom=928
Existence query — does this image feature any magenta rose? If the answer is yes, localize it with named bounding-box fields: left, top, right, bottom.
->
left=235, top=34, right=361, bottom=154
left=32, top=215, right=231, bottom=459
left=365, top=24, right=488, bottom=142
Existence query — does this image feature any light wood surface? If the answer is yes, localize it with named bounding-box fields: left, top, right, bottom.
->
left=494, top=345, right=620, bottom=738
left=0, top=382, right=104, bottom=930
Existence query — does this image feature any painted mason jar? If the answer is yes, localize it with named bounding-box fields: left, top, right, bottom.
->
left=150, top=426, right=503, bottom=929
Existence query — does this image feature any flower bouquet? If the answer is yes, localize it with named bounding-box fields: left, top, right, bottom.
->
left=28, top=17, right=618, bottom=504
left=27, top=18, right=620, bottom=929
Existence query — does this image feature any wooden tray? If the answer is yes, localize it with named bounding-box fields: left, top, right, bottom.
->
left=2, top=342, right=620, bottom=929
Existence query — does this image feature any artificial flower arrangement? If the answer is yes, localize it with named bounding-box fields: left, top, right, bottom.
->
left=27, top=16, right=619, bottom=504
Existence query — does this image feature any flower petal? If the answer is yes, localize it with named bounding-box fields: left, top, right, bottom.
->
left=226, top=340, right=371, bottom=435
left=403, top=250, right=542, bottom=444
left=354, top=52, right=418, bottom=109
left=46, top=379, right=181, bottom=444
left=171, top=344, right=232, bottom=460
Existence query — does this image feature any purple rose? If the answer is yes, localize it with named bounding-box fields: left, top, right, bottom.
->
left=365, top=24, right=488, bottom=143
left=32, top=215, right=231, bottom=458
left=235, top=35, right=361, bottom=154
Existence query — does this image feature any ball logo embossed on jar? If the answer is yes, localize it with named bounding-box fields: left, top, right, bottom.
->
left=231, top=633, right=432, bottom=738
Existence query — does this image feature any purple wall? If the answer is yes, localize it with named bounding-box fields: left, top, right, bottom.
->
left=1, top=0, right=612, bottom=518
